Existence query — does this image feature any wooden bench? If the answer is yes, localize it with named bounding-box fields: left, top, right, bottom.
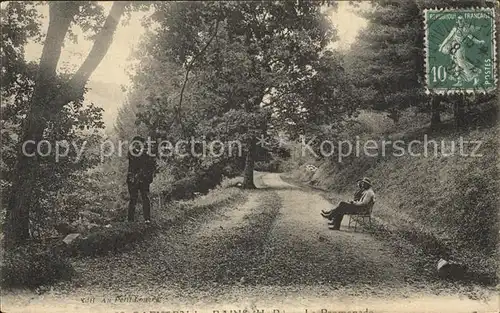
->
left=347, top=201, right=374, bottom=232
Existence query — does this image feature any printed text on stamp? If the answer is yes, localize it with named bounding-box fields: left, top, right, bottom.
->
left=424, top=8, right=496, bottom=94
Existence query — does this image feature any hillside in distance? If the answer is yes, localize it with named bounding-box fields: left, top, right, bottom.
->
left=85, top=80, right=126, bottom=132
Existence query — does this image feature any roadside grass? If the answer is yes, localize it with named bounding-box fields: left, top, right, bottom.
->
left=214, top=190, right=282, bottom=285
left=1, top=243, right=75, bottom=289
left=173, top=189, right=282, bottom=289
left=69, top=177, right=247, bottom=258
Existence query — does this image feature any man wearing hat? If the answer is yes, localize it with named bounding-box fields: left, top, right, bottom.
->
left=127, top=135, right=156, bottom=223
left=321, top=177, right=375, bottom=230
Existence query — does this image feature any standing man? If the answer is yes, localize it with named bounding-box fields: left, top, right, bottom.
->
left=127, top=136, right=156, bottom=223
left=321, top=177, right=375, bottom=230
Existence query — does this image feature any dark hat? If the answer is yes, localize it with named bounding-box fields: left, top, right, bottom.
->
left=131, top=135, right=145, bottom=142
left=360, top=177, right=372, bottom=186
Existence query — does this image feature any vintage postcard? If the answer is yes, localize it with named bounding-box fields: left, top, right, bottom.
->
left=1, top=1, right=499, bottom=313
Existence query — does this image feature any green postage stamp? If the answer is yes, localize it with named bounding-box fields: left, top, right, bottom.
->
left=424, top=7, right=497, bottom=94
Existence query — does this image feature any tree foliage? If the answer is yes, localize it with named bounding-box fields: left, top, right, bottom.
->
left=126, top=1, right=359, bottom=188
left=1, top=3, right=104, bottom=219
left=346, top=0, right=424, bottom=122
left=2, top=1, right=134, bottom=246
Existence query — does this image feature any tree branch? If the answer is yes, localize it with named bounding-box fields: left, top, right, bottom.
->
left=37, top=2, right=80, bottom=83
left=168, top=18, right=221, bottom=135
left=53, top=1, right=129, bottom=109
left=21, top=2, right=80, bottom=136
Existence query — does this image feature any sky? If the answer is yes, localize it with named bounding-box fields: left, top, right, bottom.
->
left=23, top=2, right=148, bottom=87
left=20, top=2, right=368, bottom=130
left=329, top=2, right=369, bottom=50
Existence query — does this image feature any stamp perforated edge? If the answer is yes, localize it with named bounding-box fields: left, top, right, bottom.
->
left=423, top=7, right=497, bottom=95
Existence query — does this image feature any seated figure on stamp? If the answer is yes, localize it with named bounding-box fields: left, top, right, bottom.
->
left=438, top=15, right=485, bottom=87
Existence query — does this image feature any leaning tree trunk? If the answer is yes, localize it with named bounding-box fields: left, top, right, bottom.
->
left=241, top=89, right=267, bottom=189
left=4, top=1, right=128, bottom=247
left=430, top=95, right=442, bottom=129
left=4, top=2, right=78, bottom=246
left=453, top=94, right=466, bottom=129
left=242, top=136, right=257, bottom=189
left=496, top=2, right=500, bottom=108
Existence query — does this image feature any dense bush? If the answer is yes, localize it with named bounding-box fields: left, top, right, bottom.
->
left=159, top=163, right=228, bottom=200
left=254, top=160, right=282, bottom=173
left=1, top=243, right=74, bottom=288
left=47, top=160, right=129, bottom=236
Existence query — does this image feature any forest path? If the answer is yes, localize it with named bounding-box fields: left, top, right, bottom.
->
left=2, top=173, right=498, bottom=313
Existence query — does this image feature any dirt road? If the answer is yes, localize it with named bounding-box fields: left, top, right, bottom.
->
left=2, top=172, right=498, bottom=313
left=252, top=172, right=409, bottom=286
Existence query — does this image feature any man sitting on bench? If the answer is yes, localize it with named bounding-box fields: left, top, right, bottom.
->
left=321, top=177, right=375, bottom=230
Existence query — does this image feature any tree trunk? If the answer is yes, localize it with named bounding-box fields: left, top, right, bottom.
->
left=3, top=1, right=128, bottom=247
left=430, top=95, right=441, bottom=129
left=453, top=94, right=466, bottom=129
left=242, top=136, right=257, bottom=189
left=241, top=90, right=267, bottom=190
left=387, top=109, right=400, bottom=124
left=496, top=3, right=500, bottom=106
left=4, top=2, right=78, bottom=246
